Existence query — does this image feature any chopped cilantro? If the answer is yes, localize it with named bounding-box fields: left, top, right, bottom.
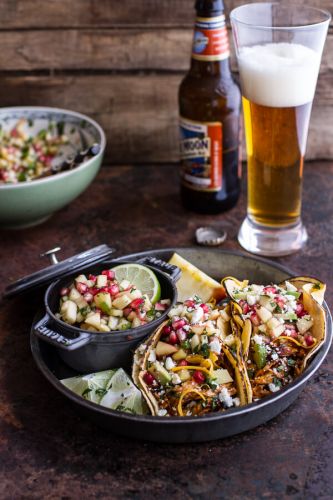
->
left=95, top=388, right=107, bottom=397
left=181, top=339, right=191, bottom=350
left=199, top=343, right=210, bottom=358
left=273, top=377, right=282, bottom=387
left=287, top=359, right=296, bottom=366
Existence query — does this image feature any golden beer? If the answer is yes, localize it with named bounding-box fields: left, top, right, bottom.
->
left=243, top=97, right=312, bottom=226
left=238, top=42, right=320, bottom=227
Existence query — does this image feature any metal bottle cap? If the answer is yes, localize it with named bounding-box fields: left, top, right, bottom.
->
left=195, top=226, right=227, bottom=246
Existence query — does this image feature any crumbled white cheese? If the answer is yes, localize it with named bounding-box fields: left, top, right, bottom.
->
left=209, top=338, right=221, bottom=354
left=165, top=356, right=175, bottom=370
left=183, top=324, right=191, bottom=332
left=218, top=387, right=234, bottom=407
left=247, top=294, right=258, bottom=306
left=171, top=374, right=182, bottom=385
left=233, top=397, right=240, bottom=407
left=148, top=349, right=156, bottom=362
left=157, top=409, right=168, bottom=416
left=252, top=334, right=263, bottom=345
left=271, top=352, right=279, bottom=361
left=191, top=307, right=204, bottom=324
left=268, top=383, right=280, bottom=393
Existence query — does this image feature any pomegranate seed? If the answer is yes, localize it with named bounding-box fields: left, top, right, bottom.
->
left=88, top=274, right=97, bottom=282
left=184, top=299, right=195, bottom=308
left=285, top=327, right=298, bottom=339
left=193, top=370, right=206, bottom=384
left=250, top=311, right=260, bottom=326
left=60, top=287, right=69, bottom=296
left=131, top=298, right=145, bottom=309
left=109, top=284, right=119, bottom=296
left=263, top=286, right=277, bottom=294
left=176, top=329, right=187, bottom=342
left=296, top=303, right=306, bottom=318
left=123, top=307, right=132, bottom=317
left=200, top=303, right=210, bottom=314
left=168, top=332, right=178, bottom=345
left=99, top=287, right=109, bottom=293
left=178, top=359, right=188, bottom=367
left=143, top=372, right=155, bottom=385
left=90, top=287, right=99, bottom=296
left=239, top=300, right=250, bottom=314
left=172, top=318, right=186, bottom=330
left=162, top=325, right=172, bottom=336
left=10, top=128, right=18, bottom=137
left=304, top=334, right=314, bottom=346
left=279, top=346, right=292, bottom=356
left=83, top=292, right=94, bottom=303
left=76, top=282, right=88, bottom=294
left=95, top=308, right=102, bottom=314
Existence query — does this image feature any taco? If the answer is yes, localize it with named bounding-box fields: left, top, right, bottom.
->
left=132, top=296, right=246, bottom=416
left=222, top=276, right=326, bottom=400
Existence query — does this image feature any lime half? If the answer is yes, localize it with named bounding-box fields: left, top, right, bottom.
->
left=61, top=369, right=116, bottom=404
left=112, top=263, right=161, bottom=304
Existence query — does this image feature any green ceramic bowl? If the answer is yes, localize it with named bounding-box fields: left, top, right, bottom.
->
left=0, top=106, right=106, bottom=229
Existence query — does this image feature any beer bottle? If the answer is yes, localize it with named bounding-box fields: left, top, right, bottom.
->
left=179, top=0, right=241, bottom=214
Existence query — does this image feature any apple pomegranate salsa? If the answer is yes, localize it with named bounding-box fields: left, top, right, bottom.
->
left=133, top=296, right=245, bottom=417
left=0, top=118, right=68, bottom=184
left=57, top=269, right=170, bottom=332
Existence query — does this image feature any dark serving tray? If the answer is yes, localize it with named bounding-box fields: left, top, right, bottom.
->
left=30, top=248, right=332, bottom=443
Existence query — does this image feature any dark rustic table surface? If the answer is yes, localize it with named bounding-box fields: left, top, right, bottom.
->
left=0, top=162, right=332, bottom=499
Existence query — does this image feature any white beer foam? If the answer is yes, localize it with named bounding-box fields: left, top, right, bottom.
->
left=238, top=43, right=320, bottom=108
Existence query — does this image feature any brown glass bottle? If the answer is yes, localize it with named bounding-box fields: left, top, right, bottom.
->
left=179, top=0, right=241, bottom=214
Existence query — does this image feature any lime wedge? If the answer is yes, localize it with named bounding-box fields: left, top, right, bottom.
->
left=112, top=263, right=161, bottom=304
left=61, top=368, right=148, bottom=415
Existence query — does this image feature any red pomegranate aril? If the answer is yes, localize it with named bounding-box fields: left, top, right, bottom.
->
left=172, top=318, right=186, bottom=330
left=131, top=298, right=145, bottom=309
left=76, top=282, right=88, bottom=294
left=168, top=332, right=178, bottom=345
left=178, top=360, right=188, bottom=367
left=102, top=270, right=115, bottom=280
left=88, top=274, right=97, bottom=282
left=143, top=372, right=155, bottom=385
left=239, top=300, right=250, bottom=315
left=95, top=308, right=102, bottom=314
left=296, top=303, right=306, bottom=318
left=193, top=370, right=206, bottom=384
left=304, top=334, right=314, bottom=346
left=184, top=299, right=195, bottom=308
left=123, top=307, right=132, bottom=317
left=99, top=286, right=109, bottom=293
left=200, top=303, right=210, bottom=314
left=60, top=287, right=69, bottom=296
left=250, top=312, right=260, bottom=326
left=109, top=284, right=119, bottom=296
left=162, top=325, right=172, bottom=336
left=83, top=292, right=94, bottom=303
left=263, top=286, right=277, bottom=294
left=176, top=329, right=187, bottom=342
left=90, top=287, right=99, bottom=296
left=285, top=328, right=298, bottom=339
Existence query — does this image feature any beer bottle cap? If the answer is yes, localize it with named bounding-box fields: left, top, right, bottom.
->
left=195, top=0, right=224, bottom=14
left=195, top=226, right=227, bottom=246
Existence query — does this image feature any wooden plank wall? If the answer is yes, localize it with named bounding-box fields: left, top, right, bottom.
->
left=0, top=0, right=332, bottom=163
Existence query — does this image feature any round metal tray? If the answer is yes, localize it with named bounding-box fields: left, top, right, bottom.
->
left=30, top=248, right=332, bottom=443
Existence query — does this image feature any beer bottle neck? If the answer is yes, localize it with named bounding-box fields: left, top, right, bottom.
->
left=190, top=4, right=231, bottom=76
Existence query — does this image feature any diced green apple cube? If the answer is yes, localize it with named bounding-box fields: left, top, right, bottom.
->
left=60, top=300, right=77, bottom=324
left=257, top=306, right=272, bottom=323
left=259, top=295, right=276, bottom=312
left=108, top=316, right=120, bottom=330
left=131, top=317, right=142, bottom=328
left=297, top=317, right=314, bottom=334
left=118, top=318, right=132, bottom=330
left=120, top=279, right=131, bottom=290
left=271, top=324, right=285, bottom=338
left=109, top=308, right=123, bottom=317
left=85, top=312, right=101, bottom=330
left=69, top=287, right=81, bottom=301
left=96, top=275, right=108, bottom=288
left=112, top=294, right=132, bottom=310
left=75, top=274, right=88, bottom=284
left=94, top=292, right=112, bottom=314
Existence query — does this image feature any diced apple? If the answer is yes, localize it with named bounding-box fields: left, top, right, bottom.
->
left=108, top=316, right=120, bottom=330
left=109, top=308, right=123, bottom=317
left=86, top=279, right=95, bottom=288
left=155, top=341, right=178, bottom=358
left=172, top=348, right=187, bottom=361
left=257, top=306, right=272, bottom=323
left=271, top=324, right=285, bottom=338
left=259, top=295, right=276, bottom=312
left=69, top=287, right=81, bottom=301
left=96, top=275, right=108, bottom=288
left=258, top=324, right=267, bottom=333
left=178, top=369, right=191, bottom=382
left=128, top=289, right=142, bottom=300
left=190, top=334, right=200, bottom=350
left=85, top=312, right=101, bottom=330
left=219, top=309, right=231, bottom=322
left=75, top=296, right=89, bottom=310
left=142, top=294, right=153, bottom=311
left=213, top=368, right=233, bottom=384
left=297, top=317, right=314, bottom=334
left=94, top=292, right=112, bottom=314
left=80, top=323, right=98, bottom=332
left=118, top=318, right=132, bottom=330
left=112, top=294, right=132, bottom=310
left=191, top=324, right=206, bottom=335
left=60, top=300, right=77, bottom=324
left=266, top=317, right=281, bottom=331
left=120, top=279, right=131, bottom=290
left=75, top=274, right=88, bottom=284
left=131, top=317, right=142, bottom=328
left=99, top=323, right=111, bottom=333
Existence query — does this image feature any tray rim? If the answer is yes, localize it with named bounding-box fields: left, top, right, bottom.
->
left=30, top=247, right=333, bottom=426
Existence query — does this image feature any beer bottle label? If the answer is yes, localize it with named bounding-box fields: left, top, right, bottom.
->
left=179, top=117, right=222, bottom=192
left=192, top=15, right=230, bottom=61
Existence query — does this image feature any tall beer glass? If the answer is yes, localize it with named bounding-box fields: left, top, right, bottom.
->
left=230, top=3, right=330, bottom=256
